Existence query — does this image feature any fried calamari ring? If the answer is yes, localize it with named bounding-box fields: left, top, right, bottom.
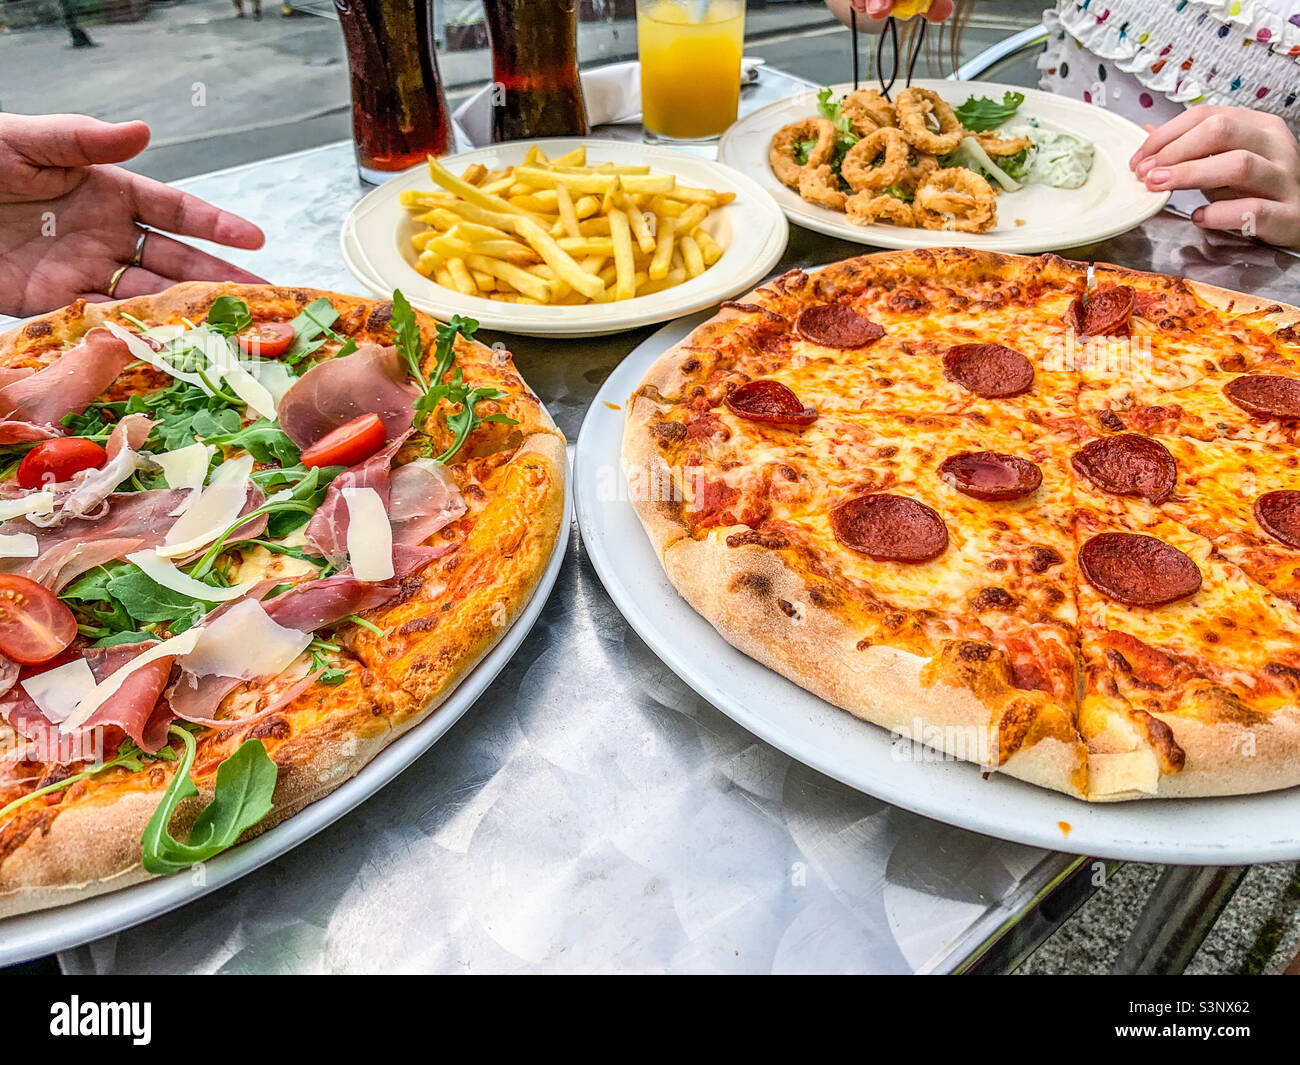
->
left=841, top=89, right=895, bottom=136
left=976, top=131, right=1033, bottom=157
left=846, top=192, right=914, bottom=228
left=841, top=128, right=909, bottom=193
left=895, top=87, right=964, bottom=155
left=769, top=118, right=836, bottom=189
left=914, top=166, right=997, bottom=233
left=797, top=164, right=847, bottom=210
left=901, top=152, right=938, bottom=192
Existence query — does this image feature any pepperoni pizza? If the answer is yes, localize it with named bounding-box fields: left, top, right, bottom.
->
left=623, top=249, right=1300, bottom=801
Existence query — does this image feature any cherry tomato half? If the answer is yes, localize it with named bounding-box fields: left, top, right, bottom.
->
left=0, top=575, right=78, bottom=666
left=235, top=321, right=295, bottom=358
left=301, top=413, right=387, bottom=470
left=17, top=437, right=108, bottom=490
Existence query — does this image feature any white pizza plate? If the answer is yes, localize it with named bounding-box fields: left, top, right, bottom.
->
left=0, top=481, right=572, bottom=966
left=340, top=137, right=789, bottom=338
left=717, top=79, right=1170, bottom=254
left=574, top=309, right=1300, bottom=864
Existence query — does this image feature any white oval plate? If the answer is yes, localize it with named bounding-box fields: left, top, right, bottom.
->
left=340, top=137, right=789, bottom=338
left=574, top=310, right=1300, bottom=864
left=718, top=79, right=1170, bottom=254
left=0, top=483, right=572, bottom=966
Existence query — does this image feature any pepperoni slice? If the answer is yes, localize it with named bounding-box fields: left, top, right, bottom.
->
left=830, top=494, right=948, bottom=563
left=1078, top=533, right=1202, bottom=607
left=942, top=343, right=1034, bottom=398
left=795, top=304, right=884, bottom=349
left=938, top=451, right=1042, bottom=501
left=1078, top=285, right=1136, bottom=336
left=1224, top=375, right=1300, bottom=421
left=724, top=379, right=817, bottom=427
left=1254, top=490, right=1300, bottom=548
left=1070, top=434, right=1177, bottom=505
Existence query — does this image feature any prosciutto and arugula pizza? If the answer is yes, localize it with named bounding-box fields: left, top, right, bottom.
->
left=623, top=248, right=1300, bottom=801
left=0, top=283, right=564, bottom=916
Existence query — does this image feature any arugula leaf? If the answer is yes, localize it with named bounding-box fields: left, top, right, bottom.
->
left=141, top=727, right=277, bottom=875
left=284, top=297, right=341, bottom=365
left=106, top=565, right=216, bottom=626
left=309, top=647, right=349, bottom=686
left=92, top=630, right=156, bottom=648
left=954, top=91, right=1025, bottom=132
left=437, top=385, right=514, bottom=464
left=389, top=290, right=510, bottom=463
left=391, top=289, right=426, bottom=387
left=264, top=464, right=342, bottom=538
left=431, top=315, right=479, bottom=386
left=205, top=418, right=301, bottom=466
left=205, top=296, right=253, bottom=337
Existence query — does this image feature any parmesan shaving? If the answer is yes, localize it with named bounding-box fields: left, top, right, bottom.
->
left=343, top=486, right=394, bottom=582
left=0, top=491, right=54, bottom=522
left=21, top=659, right=98, bottom=724
left=0, top=532, right=38, bottom=559
left=127, top=549, right=256, bottom=603
left=157, top=454, right=255, bottom=557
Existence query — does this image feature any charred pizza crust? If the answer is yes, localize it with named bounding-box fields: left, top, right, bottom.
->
left=0, top=283, right=565, bottom=917
left=625, top=249, right=1300, bottom=802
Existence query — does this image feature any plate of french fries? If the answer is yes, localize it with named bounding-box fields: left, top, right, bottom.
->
left=339, top=138, right=789, bottom=338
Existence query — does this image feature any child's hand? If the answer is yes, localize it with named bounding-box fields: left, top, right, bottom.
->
left=830, top=0, right=955, bottom=22
left=1130, top=105, right=1300, bottom=251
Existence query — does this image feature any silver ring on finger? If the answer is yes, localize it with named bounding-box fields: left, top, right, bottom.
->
left=130, top=229, right=149, bottom=268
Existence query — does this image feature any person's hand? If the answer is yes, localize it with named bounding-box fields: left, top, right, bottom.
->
left=0, top=113, right=267, bottom=319
left=1130, top=105, right=1300, bottom=251
left=824, top=0, right=954, bottom=29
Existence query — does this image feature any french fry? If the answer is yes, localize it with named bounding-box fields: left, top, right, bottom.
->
left=510, top=216, right=606, bottom=300
left=680, top=235, right=705, bottom=278
left=573, top=195, right=600, bottom=219
left=551, top=146, right=587, bottom=167
left=515, top=165, right=615, bottom=195
left=465, top=253, right=552, bottom=302
left=608, top=208, right=637, bottom=301
left=434, top=263, right=455, bottom=290
left=471, top=269, right=496, bottom=292
left=460, top=163, right=488, bottom=185
left=446, top=257, right=477, bottom=295
left=625, top=201, right=656, bottom=255
left=676, top=203, right=710, bottom=233
left=619, top=173, right=676, bottom=196
left=557, top=236, right=616, bottom=256
left=426, top=157, right=533, bottom=218
left=579, top=254, right=605, bottom=275
left=648, top=217, right=676, bottom=281
left=664, top=184, right=735, bottom=206
left=555, top=183, right=581, bottom=239
left=693, top=227, right=724, bottom=266
left=638, top=267, right=688, bottom=295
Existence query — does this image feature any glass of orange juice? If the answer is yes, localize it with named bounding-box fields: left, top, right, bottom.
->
left=637, top=0, right=745, bottom=143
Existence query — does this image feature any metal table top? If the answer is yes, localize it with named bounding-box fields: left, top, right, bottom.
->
left=49, top=68, right=1299, bottom=975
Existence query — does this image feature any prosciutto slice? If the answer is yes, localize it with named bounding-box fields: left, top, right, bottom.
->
left=262, top=572, right=400, bottom=632
left=0, top=328, right=134, bottom=426
left=304, top=435, right=409, bottom=568
left=2, top=641, right=176, bottom=754
left=0, top=489, right=190, bottom=591
left=276, top=344, right=419, bottom=449
left=306, top=440, right=464, bottom=578
left=0, top=421, right=58, bottom=446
